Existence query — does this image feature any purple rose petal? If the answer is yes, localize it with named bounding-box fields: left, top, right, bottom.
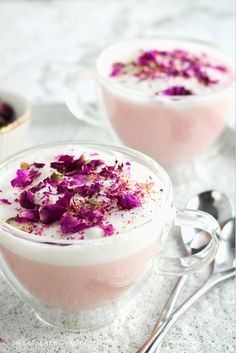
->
left=33, top=163, right=45, bottom=169
left=110, top=62, right=125, bottom=77
left=101, top=223, right=115, bottom=236
left=11, top=168, right=41, bottom=188
left=58, top=154, right=74, bottom=165
left=162, top=86, right=193, bottom=96
left=19, top=191, right=35, bottom=209
left=0, top=198, right=11, bottom=205
left=138, top=51, right=156, bottom=65
left=67, top=154, right=86, bottom=173
left=29, top=180, right=46, bottom=193
left=56, top=190, right=74, bottom=208
left=82, top=159, right=104, bottom=174
left=77, top=181, right=101, bottom=198
left=16, top=208, right=39, bottom=222
left=51, top=154, right=86, bottom=175
left=60, top=215, right=90, bottom=235
left=39, top=204, right=66, bottom=224
left=117, top=193, right=142, bottom=210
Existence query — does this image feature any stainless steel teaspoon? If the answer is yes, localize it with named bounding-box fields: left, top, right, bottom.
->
left=137, top=190, right=234, bottom=353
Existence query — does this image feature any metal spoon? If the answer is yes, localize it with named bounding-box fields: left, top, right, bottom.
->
left=185, top=190, right=234, bottom=228
left=137, top=190, right=234, bottom=353
left=151, top=190, right=233, bottom=351
left=137, top=217, right=235, bottom=353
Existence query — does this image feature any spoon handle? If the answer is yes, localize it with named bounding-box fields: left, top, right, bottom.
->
left=153, top=275, right=188, bottom=328
left=151, top=275, right=188, bottom=353
left=136, top=269, right=235, bottom=353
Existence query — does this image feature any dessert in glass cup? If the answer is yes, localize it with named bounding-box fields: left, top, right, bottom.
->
left=65, top=38, right=235, bottom=166
left=0, top=142, right=219, bottom=330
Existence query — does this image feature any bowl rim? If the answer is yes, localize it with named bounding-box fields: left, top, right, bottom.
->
left=0, top=90, right=31, bottom=135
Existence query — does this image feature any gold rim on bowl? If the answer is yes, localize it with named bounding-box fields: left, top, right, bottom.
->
left=0, top=107, right=31, bottom=135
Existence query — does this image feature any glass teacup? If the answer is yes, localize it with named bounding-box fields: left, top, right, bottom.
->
left=0, top=142, right=219, bottom=331
left=65, top=38, right=235, bottom=167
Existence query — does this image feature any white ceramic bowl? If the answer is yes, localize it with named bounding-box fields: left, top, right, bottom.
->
left=0, top=90, right=31, bottom=162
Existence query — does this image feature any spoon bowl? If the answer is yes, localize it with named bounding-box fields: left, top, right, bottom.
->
left=213, top=217, right=235, bottom=273
left=181, top=190, right=233, bottom=255
left=186, top=190, right=234, bottom=225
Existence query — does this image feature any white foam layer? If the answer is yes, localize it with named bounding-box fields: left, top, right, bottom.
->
left=0, top=144, right=173, bottom=266
left=97, top=38, right=234, bottom=97
left=0, top=208, right=173, bottom=266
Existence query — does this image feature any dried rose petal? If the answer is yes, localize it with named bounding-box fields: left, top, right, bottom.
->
left=67, top=154, right=86, bottom=172
left=162, top=86, right=193, bottom=96
left=30, top=180, right=46, bottom=193
left=39, top=204, right=66, bottom=224
left=99, top=161, right=121, bottom=179
left=117, top=193, right=142, bottom=210
left=58, top=155, right=74, bottom=165
left=11, top=168, right=40, bottom=188
left=33, top=163, right=45, bottom=169
left=77, top=181, right=101, bottom=198
left=19, top=190, right=35, bottom=209
left=215, top=65, right=228, bottom=72
left=56, top=190, right=74, bottom=208
left=60, top=214, right=90, bottom=234
left=82, top=159, right=104, bottom=174
left=11, top=169, right=30, bottom=188
left=138, top=51, right=156, bottom=65
left=51, top=154, right=86, bottom=175
left=17, top=209, right=39, bottom=222
left=0, top=101, right=15, bottom=124
left=50, top=161, right=65, bottom=173
left=0, top=198, right=11, bottom=205
left=101, top=223, right=115, bottom=236
left=110, top=62, right=126, bottom=77
left=56, top=180, right=70, bottom=194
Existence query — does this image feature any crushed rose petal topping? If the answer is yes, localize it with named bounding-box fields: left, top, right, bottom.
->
left=0, top=198, right=11, bottom=205
left=161, top=86, right=193, bottom=96
left=110, top=48, right=228, bottom=96
left=6, top=154, right=159, bottom=239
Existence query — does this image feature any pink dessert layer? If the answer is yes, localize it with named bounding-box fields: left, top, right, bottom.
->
left=0, top=241, right=157, bottom=311
left=102, top=87, right=233, bottom=166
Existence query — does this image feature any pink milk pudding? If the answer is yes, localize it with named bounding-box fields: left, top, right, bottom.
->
left=97, top=39, right=235, bottom=166
left=0, top=144, right=170, bottom=315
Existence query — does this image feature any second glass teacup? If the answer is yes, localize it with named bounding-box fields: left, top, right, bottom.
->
left=0, top=142, right=220, bottom=331
left=65, top=38, right=234, bottom=167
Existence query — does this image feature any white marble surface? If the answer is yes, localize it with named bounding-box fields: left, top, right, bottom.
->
left=0, top=1, right=235, bottom=352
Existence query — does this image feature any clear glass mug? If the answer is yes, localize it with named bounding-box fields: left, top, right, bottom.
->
left=65, top=38, right=235, bottom=167
left=0, top=142, right=219, bottom=331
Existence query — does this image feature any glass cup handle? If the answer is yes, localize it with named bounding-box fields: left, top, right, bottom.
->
left=158, top=207, right=220, bottom=275
left=64, top=65, right=104, bottom=127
